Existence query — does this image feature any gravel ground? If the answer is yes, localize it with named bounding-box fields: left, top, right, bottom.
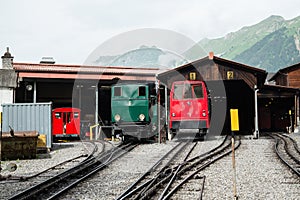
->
left=0, top=133, right=300, bottom=200
left=1, top=142, right=91, bottom=177
left=61, top=141, right=179, bottom=200
left=202, top=134, right=300, bottom=200
left=0, top=142, right=91, bottom=199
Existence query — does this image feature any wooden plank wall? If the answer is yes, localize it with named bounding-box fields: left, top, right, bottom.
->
left=164, top=61, right=259, bottom=90
left=288, top=70, right=300, bottom=88
left=196, top=62, right=258, bottom=89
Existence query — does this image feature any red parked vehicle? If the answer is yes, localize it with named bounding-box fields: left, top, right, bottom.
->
left=169, top=80, right=210, bottom=138
left=52, top=107, right=81, bottom=139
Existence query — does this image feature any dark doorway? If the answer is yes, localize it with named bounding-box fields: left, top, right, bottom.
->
left=207, top=80, right=254, bottom=136
left=259, top=97, right=294, bottom=132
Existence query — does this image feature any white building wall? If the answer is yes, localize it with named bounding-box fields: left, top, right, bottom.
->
left=0, top=88, right=14, bottom=113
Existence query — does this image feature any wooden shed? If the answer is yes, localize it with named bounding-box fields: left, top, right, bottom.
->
left=266, top=62, right=300, bottom=132
left=158, top=52, right=267, bottom=136
left=269, top=62, right=300, bottom=88
left=258, top=85, right=299, bottom=132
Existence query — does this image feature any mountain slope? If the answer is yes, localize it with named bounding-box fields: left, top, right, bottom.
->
left=199, top=15, right=286, bottom=58
left=198, top=15, right=300, bottom=72
left=94, top=46, right=188, bottom=69
left=234, top=27, right=300, bottom=72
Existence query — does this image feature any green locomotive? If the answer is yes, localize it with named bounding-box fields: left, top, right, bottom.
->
left=111, top=82, right=161, bottom=141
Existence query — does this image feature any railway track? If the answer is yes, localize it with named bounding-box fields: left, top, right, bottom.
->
left=4, top=141, right=104, bottom=182
left=8, top=142, right=138, bottom=200
left=116, top=141, right=191, bottom=200
left=269, top=133, right=300, bottom=177
left=118, top=135, right=241, bottom=199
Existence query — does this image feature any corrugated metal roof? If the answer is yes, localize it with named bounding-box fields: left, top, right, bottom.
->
left=13, top=63, right=169, bottom=81
left=13, top=62, right=162, bottom=75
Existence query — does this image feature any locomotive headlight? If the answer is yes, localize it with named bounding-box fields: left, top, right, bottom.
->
left=139, top=114, right=145, bottom=121
left=172, top=113, right=176, bottom=117
left=202, top=110, right=206, bottom=117
left=114, top=114, right=121, bottom=122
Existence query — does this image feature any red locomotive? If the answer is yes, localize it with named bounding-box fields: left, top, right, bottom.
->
left=52, top=107, right=81, bottom=139
left=169, top=80, right=210, bottom=138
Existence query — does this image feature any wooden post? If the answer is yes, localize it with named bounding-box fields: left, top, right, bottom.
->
left=0, top=112, right=2, bottom=174
left=230, top=109, right=239, bottom=199
left=231, top=134, right=237, bottom=199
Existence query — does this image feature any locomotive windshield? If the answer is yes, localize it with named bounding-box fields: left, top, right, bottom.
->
left=173, top=85, right=184, bottom=99
left=183, top=84, right=193, bottom=99
left=193, top=85, right=204, bottom=98
left=112, top=84, right=149, bottom=98
left=173, top=83, right=204, bottom=99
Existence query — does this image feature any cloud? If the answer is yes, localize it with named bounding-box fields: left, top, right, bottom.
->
left=1, top=0, right=300, bottom=64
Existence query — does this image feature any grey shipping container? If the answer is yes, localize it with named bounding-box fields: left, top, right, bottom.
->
left=2, top=102, right=52, bottom=148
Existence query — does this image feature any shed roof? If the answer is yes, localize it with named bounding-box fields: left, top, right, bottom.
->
left=259, top=84, right=300, bottom=98
left=269, top=62, right=300, bottom=81
left=159, top=55, right=266, bottom=76
left=158, top=53, right=267, bottom=86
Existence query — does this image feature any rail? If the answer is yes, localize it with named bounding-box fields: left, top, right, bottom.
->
left=8, top=142, right=137, bottom=200
left=117, top=135, right=239, bottom=199
left=269, top=132, right=300, bottom=177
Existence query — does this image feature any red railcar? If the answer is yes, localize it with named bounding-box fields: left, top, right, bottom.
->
left=52, top=107, right=81, bottom=139
left=169, top=80, right=210, bottom=138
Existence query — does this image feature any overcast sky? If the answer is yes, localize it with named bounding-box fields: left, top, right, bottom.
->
left=1, top=0, right=299, bottom=64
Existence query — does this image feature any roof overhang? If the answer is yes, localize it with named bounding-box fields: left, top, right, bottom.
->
left=259, top=84, right=300, bottom=98
left=13, top=62, right=160, bottom=81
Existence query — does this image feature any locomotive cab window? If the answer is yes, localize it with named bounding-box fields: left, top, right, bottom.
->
left=183, top=85, right=192, bottom=99
left=74, top=112, right=79, bottom=118
left=139, top=86, right=146, bottom=96
left=114, top=87, right=122, bottom=96
left=55, top=113, right=61, bottom=119
left=173, top=85, right=184, bottom=99
left=193, top=85, right=204, bottom=98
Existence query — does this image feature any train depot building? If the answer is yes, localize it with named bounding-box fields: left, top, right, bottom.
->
left=158, top=52, right=300, bottom=138
left=13, top=59, right=161, bottom=133
left=1, top=48, right=300, bottom=141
